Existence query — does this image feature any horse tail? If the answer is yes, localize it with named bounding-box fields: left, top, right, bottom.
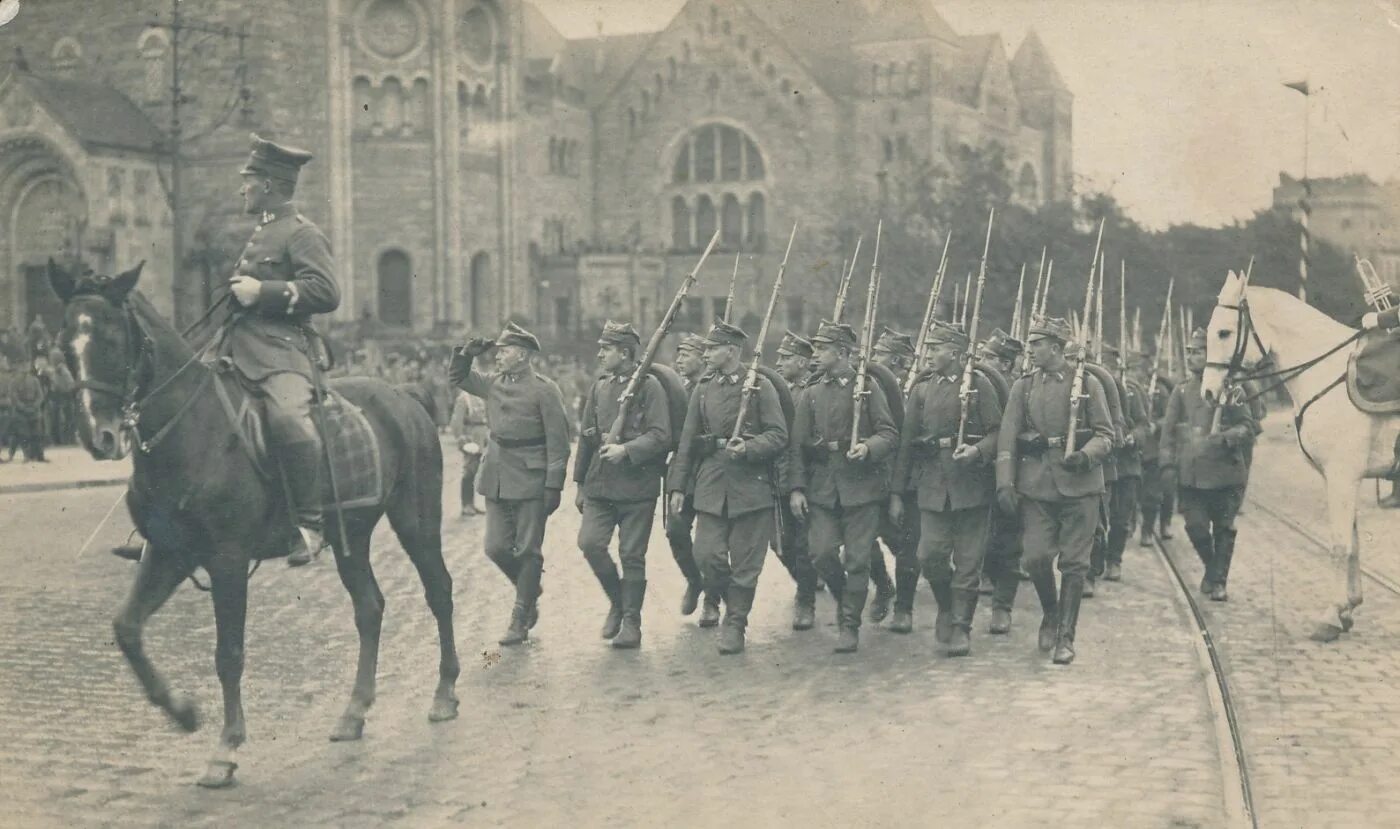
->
left=398, top=383, right=438, bottom=424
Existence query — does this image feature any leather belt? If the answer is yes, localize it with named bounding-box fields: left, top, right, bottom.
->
left=495, top=434, right=546, bottom=448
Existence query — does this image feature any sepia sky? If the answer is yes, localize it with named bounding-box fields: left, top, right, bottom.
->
left=531, top=0, right=1400, bottom=230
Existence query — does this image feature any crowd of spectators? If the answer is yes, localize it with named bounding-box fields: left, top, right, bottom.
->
left=0, top=317, right=78, bottom=462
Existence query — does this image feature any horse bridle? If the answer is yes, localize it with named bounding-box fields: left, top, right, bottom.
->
left=1205, top=297, right=1269, bottom=377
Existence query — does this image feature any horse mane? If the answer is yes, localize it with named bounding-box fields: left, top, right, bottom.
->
left=1245, top=286, right=1356, bottom=350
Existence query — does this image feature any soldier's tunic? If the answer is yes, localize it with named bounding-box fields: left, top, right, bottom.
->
left=1138, top=374, right=1174, bottom=533
left=891, top=370, right=1001, bottom=594
left=454, top=358, right=571, bottom=584
left=1084, top=363, right=1125, bottom=583
left=873, top=366, right=920, bottom=619
left=787, top=365, right=898, bottom=623
left=1160, top=373, right=1257, bottom=589
left=772, top=373, right=821, bottom=605
left=664, top=370, right=706, bottom=589
left=667, top=368, right=788, bottom=592
left=575, top=368, right=672, bottom=581
left=1105, top=375, right=1151, bottom=566
left=997, top=366, right=1115, bottom=578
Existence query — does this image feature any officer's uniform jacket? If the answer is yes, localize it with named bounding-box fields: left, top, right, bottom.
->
left=453, top=358, right=571, bottom=500
left=1117, top=376, right=1151, bottom=478
left=786, top=365, right=898, bottom=509
left=575, top=369, right=671, bottom=502
left=1160, top=374, right=1257, bottom=489
left=667, top=368, right=789, bottom=517
left=221, top=203, right=340, bottom=381
left=997, top=365, right=1115, bottom=501
left=891, top=369, right=1001, bottom=512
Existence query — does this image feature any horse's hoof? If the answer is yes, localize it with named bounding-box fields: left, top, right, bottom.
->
left=328, top=716, right=365, bottom=742
left=168, top=694, right=200, bottom=733
left=1309, top=622, right=1344, bottom=643
left=428, top=696, right=459, bottom=723
left=1340, top=609, right=1355, bottom=633
left=195, top=760, right=238, bottom=789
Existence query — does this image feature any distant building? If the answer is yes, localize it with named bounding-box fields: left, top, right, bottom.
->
left=0, top=0, right=1072, bottom=340
left=1274, top=173, right=1400, bottom=291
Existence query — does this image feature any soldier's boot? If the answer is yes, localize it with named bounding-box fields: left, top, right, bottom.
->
left=947, top=590, right=978, bottom=657
left=1185, top=524, right=1215, bottom=592
left=1028, top=563, right=1059, bottom=651
left=793, top=575, right=817, bottom=632
left=989, top=569, right=1017, bottom=634
left=612, top=579, right=646, bottom=649
left=111, top=541, right=145, bottom=562
left=1105, top=562, right=1123, bottom=582
left=889, top=562, right=918, bottom=634
left=1052, top=575, right=1085, bottom=665
left=835, top=585, right=866, bottom=653
left=590, top=562, right=624, bottom=639
left=1158, top=509, right=1175, bottom=540
left=1139, top=526, right=1157, bottom=548
left=718, top=585, right=755, bottom=655
left=681, top=581, right=703, bottom=616
left=824, top=568, right=848, bottom=626
left=868, top=551, right=894, bottom=623
left=1210, top=528, right=1237, bottom=602
left=282, top=440, right=326, bottom=567
left=698, top=591, right=722, bottom=628
left=1381, top=480, right=1400, bottom=510
left=500, top=557, right=541, bottom=646
left=930, top=579, right=954, bottom=645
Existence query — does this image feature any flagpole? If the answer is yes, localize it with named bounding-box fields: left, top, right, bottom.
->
left=1285, top=79, right=1312, bottom=305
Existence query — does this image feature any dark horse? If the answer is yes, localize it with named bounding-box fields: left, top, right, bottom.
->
left=48, top=261, right=460, bottom=788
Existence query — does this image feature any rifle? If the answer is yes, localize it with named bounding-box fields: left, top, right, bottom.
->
left=1094, top=251, right=1106, bottom=365
left=1119, top=260, right=1128, bottom=386
left=961, top=272, right=973, bottom=329
left=1010, top=262, right=1027, bottom=342
left=957, top=208, right=994, bottom=445
left=1023, top=259, right=1054, bottom=375
left=1066, top=218, right=1106, bottom=458
left=724, top=251, right=740, bottom=323
left=1147, top=277, right=1174, bottom=405
left=849, top=220, right=883, bottom=450
left=731, top=223, right=797, bottom=442
left=832, top=236, right=862, bottom=322
left=904, top=233, right=952, bottom=396
left=605, top=229, right=721, bottom=444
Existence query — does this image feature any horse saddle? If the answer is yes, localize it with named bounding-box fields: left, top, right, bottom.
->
left=1346, top=331, right=1400, bottom=415
left=216, top=374, right=384, bottom=510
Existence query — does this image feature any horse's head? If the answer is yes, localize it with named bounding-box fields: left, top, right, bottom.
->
left=48, top=259, right=147, bottom=460
left=1201, top=268, right=1266, bottom=405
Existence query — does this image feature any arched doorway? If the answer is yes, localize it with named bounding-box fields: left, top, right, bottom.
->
left=376, top=248, right=414, bottom=327
left=1, top=135, right=88, bottom=329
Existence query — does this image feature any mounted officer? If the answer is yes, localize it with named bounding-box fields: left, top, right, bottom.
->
left=224, top=134, right=340, bottom=565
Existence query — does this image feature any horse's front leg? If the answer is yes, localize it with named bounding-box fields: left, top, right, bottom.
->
left=197, top=553, right=249, bottom=789
left=113, top=545, right=198, bottom=731
left=329, top=518, right=383, bottom=742
left=1311, top=473, right=1363, bottom=642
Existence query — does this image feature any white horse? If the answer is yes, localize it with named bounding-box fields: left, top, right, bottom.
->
left=1202, top=270, right=1400, bottom=642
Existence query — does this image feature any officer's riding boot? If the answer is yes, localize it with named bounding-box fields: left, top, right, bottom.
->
left=929, top=579, right=954, bottom=645
left=283, top=440, right=326, bottom=567
left=835, top=583, right=866, bottom=653
left=590, top=562, right=624, bottom=639
left=1085, top=536, right=1103, bottom=598
left=718, top=585, right=755, bottom=655
left=889, top=561, right=917, bottom=634
left=500, top=556, right=541, bottom=646
left=823, top=566, right=848, bottom=626
left=698, top=589, right=722, bottom=628
left=868, top=548, right=894, bottom=623
left=1210, top=528, right=1237, bottom=602
left=612, top=579, right=646, bottom=649
left=111, top=542, right=146, bottom=562
left=1052, top=575, right=1084, bottom=665
left=947, top=589, right=978, bottom=657
left=793, top=571, right=817, bottom=632
left=1029, top=563, right=1059, bottom=651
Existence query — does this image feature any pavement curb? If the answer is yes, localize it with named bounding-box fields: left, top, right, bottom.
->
left=0, top=478, right=128, bottom=496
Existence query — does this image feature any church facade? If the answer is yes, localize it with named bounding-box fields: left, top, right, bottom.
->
left=0, top=0, right=1071, bottom=343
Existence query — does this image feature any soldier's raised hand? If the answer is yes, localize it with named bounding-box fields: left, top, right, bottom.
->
left=461, top=336, right=494, bottom=357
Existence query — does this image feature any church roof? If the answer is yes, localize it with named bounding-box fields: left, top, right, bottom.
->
left=944, top=34, right=1000, bottom=106
left=1010, top=29, right=1067, bottom=93
left=736, top=0, right=869, bottom=95
left=557, top=32, right=658, bottom=107
left=4, top=70, right=165, bottom=154
left=851, top=0, right=960, bottom=45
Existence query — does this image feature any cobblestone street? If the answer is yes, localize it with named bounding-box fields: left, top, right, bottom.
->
left=0, top=439, right=1231, bottom=828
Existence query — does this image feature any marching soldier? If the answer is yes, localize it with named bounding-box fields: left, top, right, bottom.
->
left=574, top=322, right=672, bottom=649
left=225, top=134, right=340, bottom=565
left=1102, top=343, right=1150, bottom=582
left=787, top=321, right=899, bottom=653
left=667, top=320, right=789, bottom=655
left=449, top=322, right=571, bottom=646
left=1064, top=340, right=1124, bottom=598
left=666, top=333, right=721, bottom=624
left=890, top=322, right=1002, bottom=656
left=773, top=330, right=821, bottom=630
left=979, top=329, right=1026, bottom=634
left=870, top=327, right=919, bottom=631
left=1160, top=328, right=1257, bottom=602
left=996, top=316, right=1114, bottom=665
left=1131, top=350, right=1173, bottom=546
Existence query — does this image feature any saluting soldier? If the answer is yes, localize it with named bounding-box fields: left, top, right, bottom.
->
left=996, top=316, right=1115, bottom=665
left=667, top=320, right=789, bottom=655
left=1131, top=350, right=1174, bottom=546
left=870, top=327, right=919, bottom=631
left=574, top=322, right=672, bottom=649
left=772, top=330, right=822, bottom=631
left=787, top=321, right=899, bottom=653
left=979, top=329, right=1026, bottom=634
left=890, top=322, right=1002, bottom=656
left=665, top=333, right=721, bottom=625
left=1102, top=343, right=1150, bottom=582
left=449, top=322, right=571, bottom=646
left=224, top=134, right=340, bottom=565
left=1160, top=328, right=1258, bottom=602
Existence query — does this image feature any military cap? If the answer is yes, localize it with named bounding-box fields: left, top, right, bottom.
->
left=811, top=320, right=858, bottom=349
left=874, top=327, right=916, bottom=359
left=676, top=333, right=708, bottom=354
left=1063, top=340, right=1083, bottom=360
left=239, top=133, right=313, bottom=183
left=1026, top=315, right=1072, bottom=344
left=597, top=320, right=641, bottom=349
left=704, top=319, right=748, bottom=348
left=1187, top=327, right=1207, bottom=350
left=495, top=321, right=541, bottom=351
left=777, top=329, right=814, bottom=358
left=983, top=328, right=1024, bottom=360
left=924, top=320, right=969, bottom=349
